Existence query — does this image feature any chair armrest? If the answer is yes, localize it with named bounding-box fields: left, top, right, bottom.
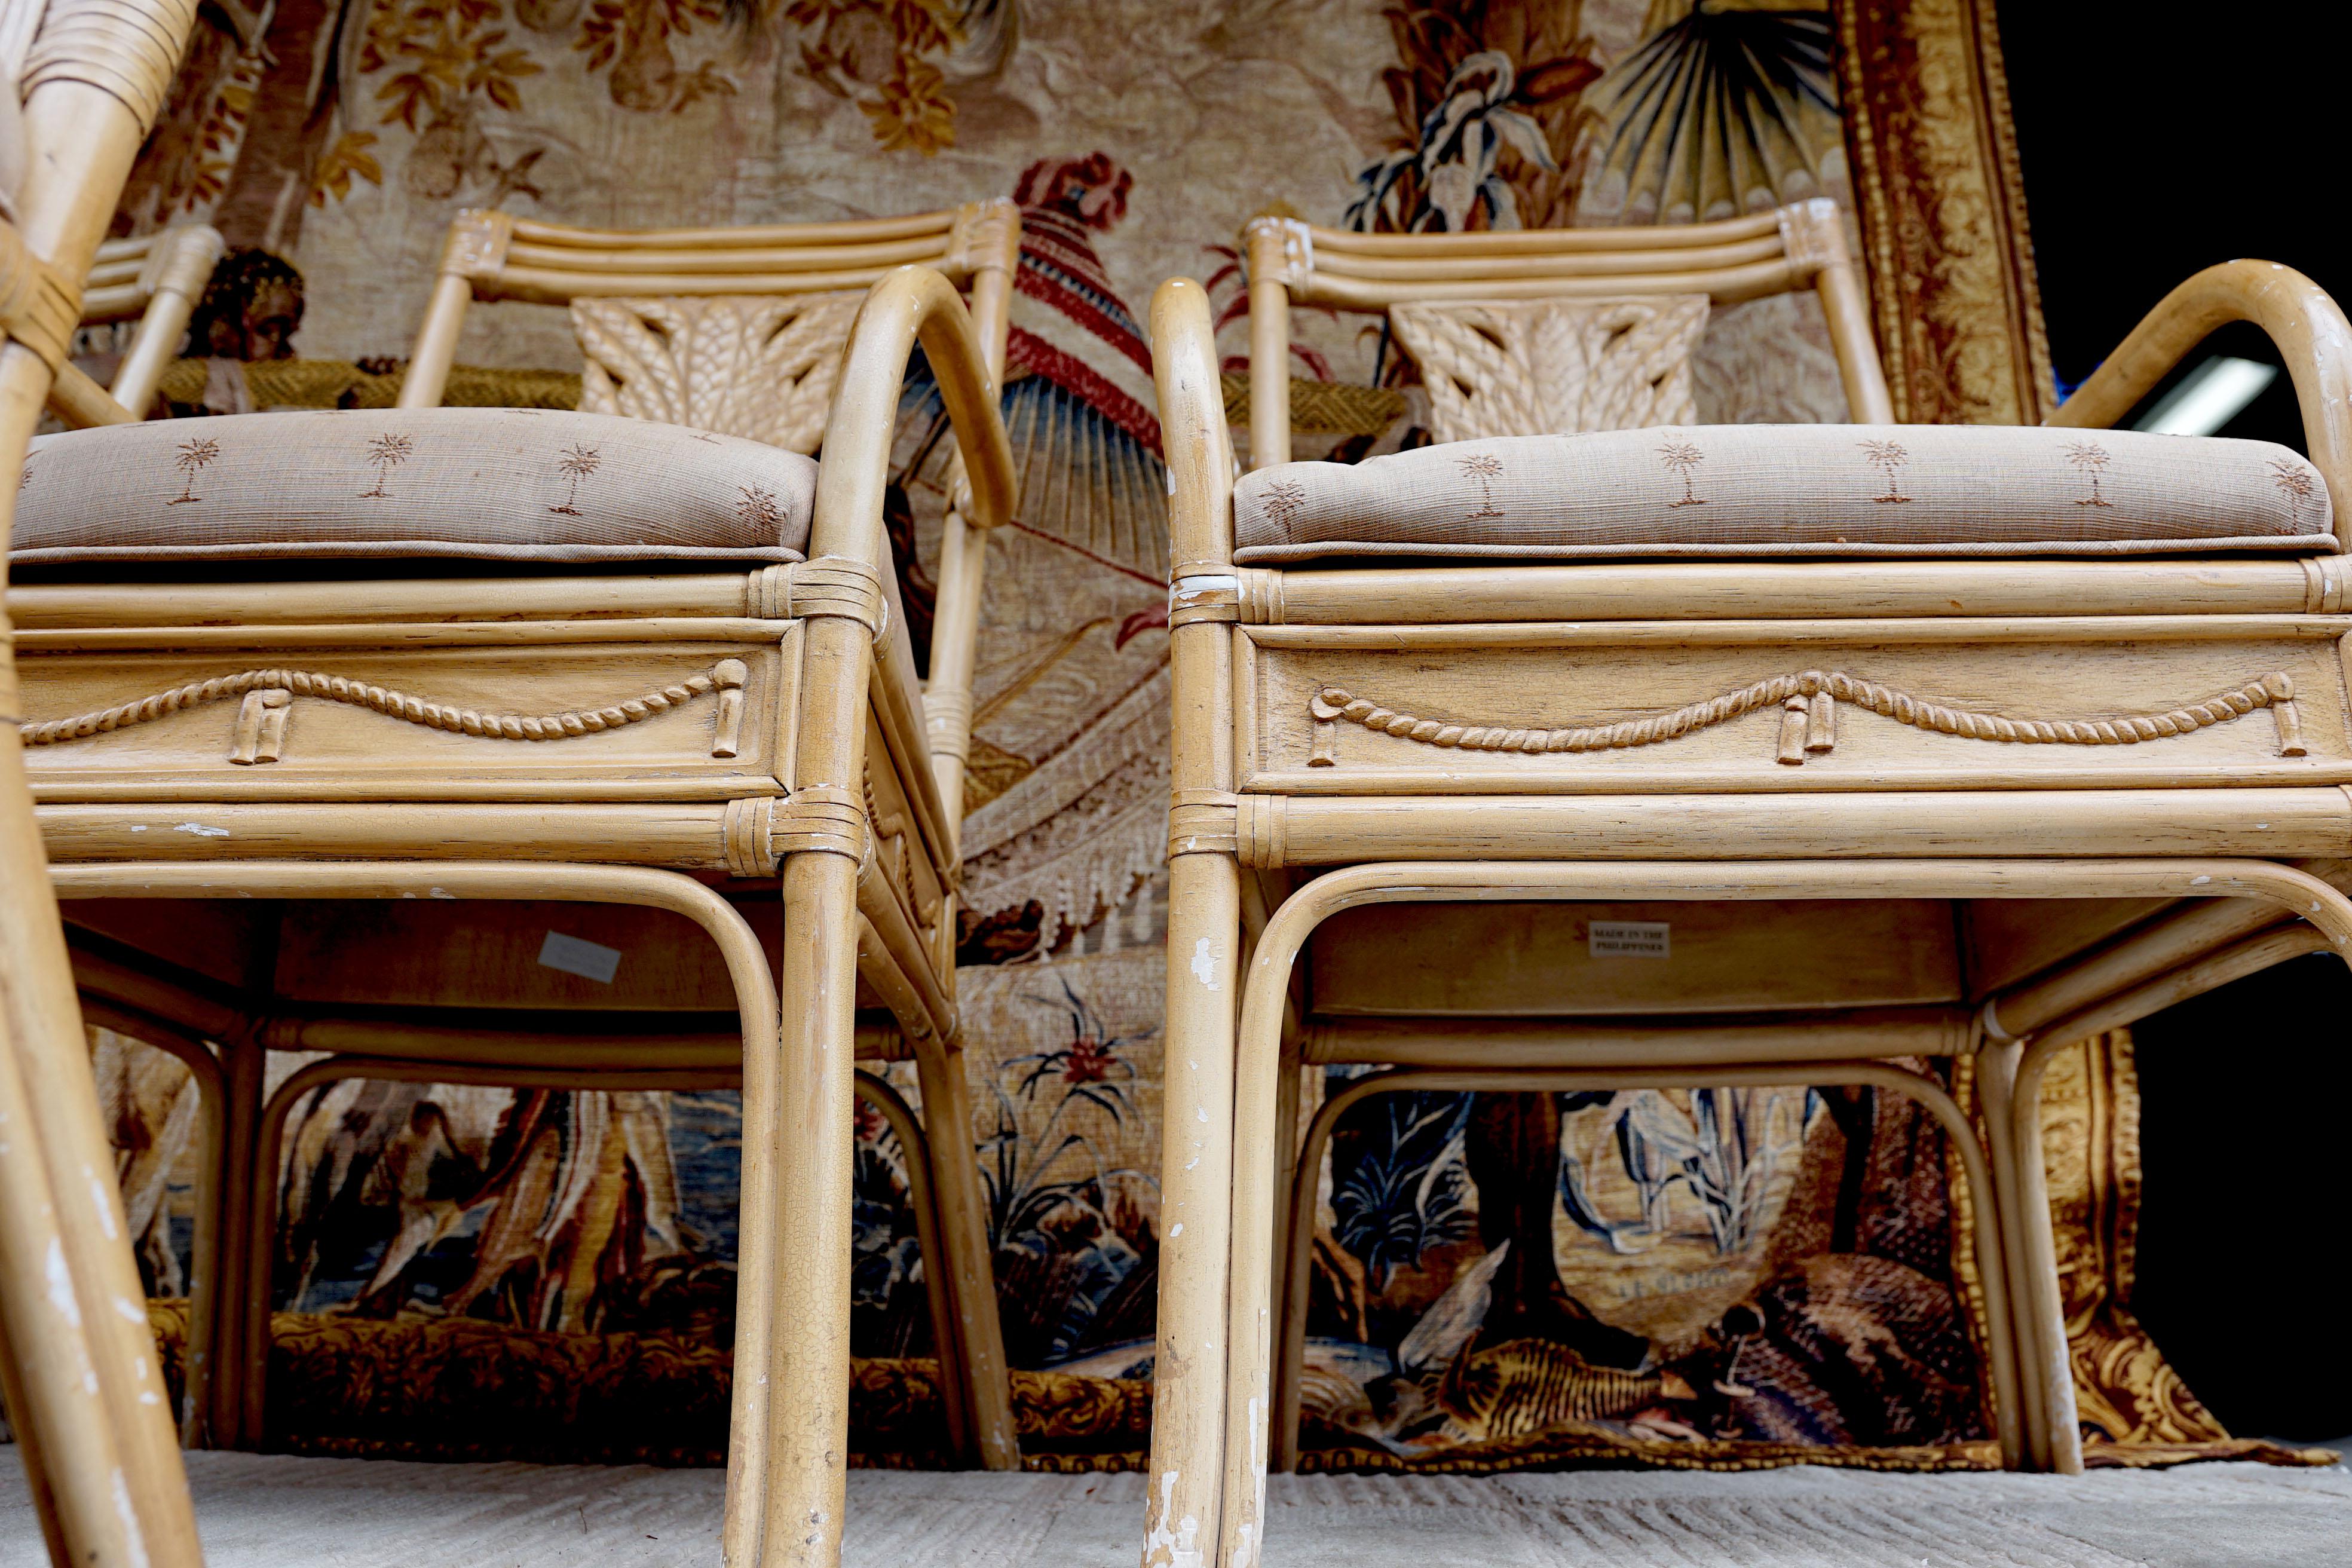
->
left=43, top=360, right=136, bottom=427
left=1151, top=276, right=1238, bottom=577
left=109, top=223, right=222, bottom=416
left=2050, top=260, right=2352, bottom=547
left=816, top=264, right=1014, bottom=556
left=811, top=264, right=1017, bottom=850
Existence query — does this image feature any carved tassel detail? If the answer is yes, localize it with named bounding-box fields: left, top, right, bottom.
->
left=1805, top=690, right=1836, bottom=754
left=1777, top=697, right=1808, bottom=765
left=710, top=659, right=749, bottom=759
left=1308, top=691, right=1343, bottom=766
left=228, top=688, right=291, bottom=764
left=2266, top=673, right=2307, bottom=756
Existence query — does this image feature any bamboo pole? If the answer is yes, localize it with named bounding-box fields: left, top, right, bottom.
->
left=1145, top=277, right=1243, bottom=1568
left=2, top=9, right=212, bottom=1559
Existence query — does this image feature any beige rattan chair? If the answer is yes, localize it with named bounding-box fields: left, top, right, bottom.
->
left=43, top=201, right=1025, bottom=1478
left=38, top=222, right=224, bottom=428
left=13, top=176, right=1018, bottom=1568
left=1232, top=203, right=2022, bottom=1487
left=1141, top=229, right=2352, bottom=1564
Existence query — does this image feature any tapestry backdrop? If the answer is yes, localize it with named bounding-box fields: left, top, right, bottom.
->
left=85, top=0, right=2262, bottom=1472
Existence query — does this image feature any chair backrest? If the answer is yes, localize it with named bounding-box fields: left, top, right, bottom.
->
left=41, top=222, right=222, bottom=425
left=1240, top=199, right=1894, bottom=467
left=399, top=202, right=1022, bottom=417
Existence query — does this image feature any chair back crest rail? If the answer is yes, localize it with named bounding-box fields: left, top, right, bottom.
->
left=1240, top=200, right=1894, bottom=466
left=400, top=199, right=1021, bottom=412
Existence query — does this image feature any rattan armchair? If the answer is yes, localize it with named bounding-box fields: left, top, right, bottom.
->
left=1141, top=226, right=2352, bottom=1566
left=13, top=181, right=1018, bottom=1568
left=42, top=201, right=1025, bottom=1483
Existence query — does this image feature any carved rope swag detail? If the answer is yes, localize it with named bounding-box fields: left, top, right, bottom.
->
left=23, top=662, right=752, bottom=764
left=1306, top=670, right=2307, bottom=769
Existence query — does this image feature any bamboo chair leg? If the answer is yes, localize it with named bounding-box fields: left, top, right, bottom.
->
left=1973, top=1034, right=2054, bottom=1470
left=1143, top=852, right=1241, bottom=1568
left=2008, top=1037, right=2088, bottom=1477
left=1264, top=1015, right=1304, bottom=1474
left=851, top=1069, right=971, bottom=1463
left=0, top=744, right=198, bottom=1566
left=179, top=1049, right=225, bottom=1450
left=0, top=1045, right=146, bottom=1568
left=909, top=1034, right=1017, bottom=1469
left=210, top=1030, right=262, bottom=1450
left=725, top=942, right=786, bottom=1568
left=762, top=849, right=861, bottom=1568
left=0, top=1306, right=72, bottom=1565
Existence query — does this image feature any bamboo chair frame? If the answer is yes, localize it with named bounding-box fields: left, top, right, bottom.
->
left=56, top=899, right=984, bottom=1464
left=1239, top=200, right=1895, bottom=469
left=12, top=249, right=1018, bottom=1568
left=1142, top=259, right=2352, bottom=1568
left=40, top=222, right=223, bottom=428
left=38, top=198, right=1026, bottom=1475
left=0, top=4, right=220, bottom=1565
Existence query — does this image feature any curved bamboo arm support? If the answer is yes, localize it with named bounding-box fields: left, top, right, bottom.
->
left=2050, top=261, right=2352, bottom=548
left=109, top=225, right=223, bottom=416
left=69, top=997, right=225, bottom=1448
left=813, top=264, right=1012, bottom=563
left=813, top=265, right=1013, bottom=849
left=1152, top=278, right=1236, bottom=577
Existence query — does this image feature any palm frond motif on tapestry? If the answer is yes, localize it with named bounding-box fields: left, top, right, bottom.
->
left=1588, top=2, right=1840, bottom=223
left=1330, top=1090, right=1474, bottom=1290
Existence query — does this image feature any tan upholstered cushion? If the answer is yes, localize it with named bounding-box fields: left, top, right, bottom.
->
left=1232, top=425, right=2335, bottom=564
left=14, top=408, right=816, bottom=566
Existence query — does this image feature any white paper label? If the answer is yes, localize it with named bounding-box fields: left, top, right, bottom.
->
left=1588, top=920, right=1670, bottom=958
left=538, top=930, right=622, bottom=984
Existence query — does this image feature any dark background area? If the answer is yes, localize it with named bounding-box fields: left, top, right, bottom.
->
left=1994, top=0, right=2351, bottom=1441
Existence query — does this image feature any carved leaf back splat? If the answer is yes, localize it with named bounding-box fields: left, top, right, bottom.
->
left=571, top=293, right=865, bottom=454
left=22, top=662, right=749, bottom=764
left=1307, top=670, right=2308, bottom=770
left=1388, top=295, right=1711, bottom=443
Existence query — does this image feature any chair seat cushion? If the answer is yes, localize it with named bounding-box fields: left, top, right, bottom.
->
left=1232, top=424, right=2335, bottom=564
left=14, top=408, right=816, bottom=567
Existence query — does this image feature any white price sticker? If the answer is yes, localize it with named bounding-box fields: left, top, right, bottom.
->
left=538, top=930, right=623, bottom=984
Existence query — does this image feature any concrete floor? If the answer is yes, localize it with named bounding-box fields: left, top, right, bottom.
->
left=5, top=1451, right=2350, bottom=1566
